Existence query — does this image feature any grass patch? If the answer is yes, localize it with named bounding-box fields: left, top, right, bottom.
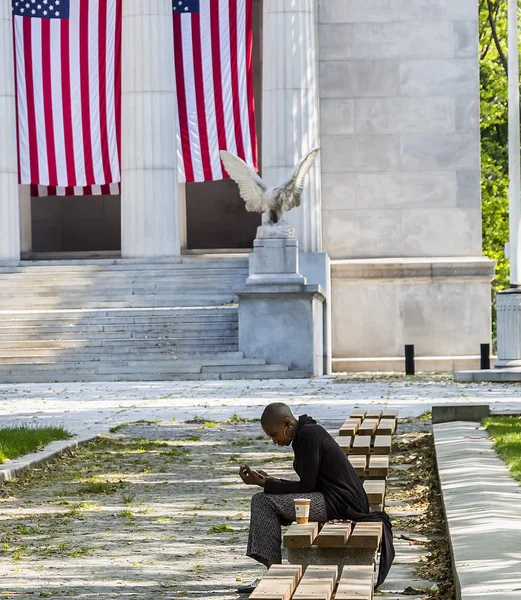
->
left=226, top=414, right=260, bottom=424
left=418, top=409, right=432, bottom=421
left=77, top=478, right=126, bottom=495
left=208, top=524, right=234, bottom=534
left=484, top=416, right=521, bottom=482
left=0, top=424, right=70, bottom=463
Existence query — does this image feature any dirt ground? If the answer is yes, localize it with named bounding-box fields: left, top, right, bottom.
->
left=0, top=415, right=454, bottom=599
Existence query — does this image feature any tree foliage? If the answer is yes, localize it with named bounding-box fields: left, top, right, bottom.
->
left=480, top=0, right=511, bottom=309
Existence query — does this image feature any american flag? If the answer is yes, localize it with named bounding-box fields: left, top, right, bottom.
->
left=173, top=0, right=258, bottom=183
left=12, top=0, right=122, bottom=197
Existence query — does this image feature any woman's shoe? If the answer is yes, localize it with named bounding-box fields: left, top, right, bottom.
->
left=237, top=579, right=261, bottom=594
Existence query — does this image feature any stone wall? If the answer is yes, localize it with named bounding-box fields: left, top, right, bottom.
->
left=318, top=0, right=482, bottom=259
left=317, top=0, right=495, bottom=369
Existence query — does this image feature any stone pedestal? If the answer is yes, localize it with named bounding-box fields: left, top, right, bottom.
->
left=247, top=224, right=306, bottom=286
left=120, top=1, right=180, bottom=259
left=0, top=5, right=20, bottom=262
left=262, top=0, right=321, bottom=252
left=238, top=225, right=325, bottom=375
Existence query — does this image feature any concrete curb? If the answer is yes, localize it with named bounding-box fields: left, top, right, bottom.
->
left=433, top=421, right=521, bottom=599
left=0, top=432, right=99, bottom=482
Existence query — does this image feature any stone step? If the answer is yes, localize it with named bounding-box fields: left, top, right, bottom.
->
left=0, top=307, right=238, bottom=321
left=0, top=369, right=306, bottom=383
left=0, top=256, right=248, bottom=270
left=0, top=320, right=237, bottom=332
left=0, top=350, right=248, bottom=363
left=0, top=337, right=238, bottom=356
left=0, top=323, right=238, bottom=336
left=0, top=354, right=267, bottom=366
left=201, top=363, right=289, bottom=374
left=0, top=298, right=238, bottom=309
left=0, top=330, right=238, bottom=342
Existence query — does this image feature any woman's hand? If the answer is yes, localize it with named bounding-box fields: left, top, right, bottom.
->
left=239, top=465, right=266, bottom=487
left=257, top=469, right=281, bottom=483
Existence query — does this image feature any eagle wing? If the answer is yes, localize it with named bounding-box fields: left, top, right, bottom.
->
left=219, top=150, right=268, bottom=213
left=277, top=147, right=321, bottom=212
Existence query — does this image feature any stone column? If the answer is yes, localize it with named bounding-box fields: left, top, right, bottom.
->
left=121, top=1, right=180, bottom=258
left=262, top=0, right=322, bottom=252
left=19, top=185, right=32, bottom=254
left=0, top=4, right=20, bottom=262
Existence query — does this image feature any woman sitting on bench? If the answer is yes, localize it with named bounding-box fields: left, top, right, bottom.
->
left=238, top=402, right=394, bottom=593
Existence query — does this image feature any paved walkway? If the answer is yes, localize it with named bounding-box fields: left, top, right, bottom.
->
left=1, top=375, right=521, bottom=434
left=434, top=422, right=521, bottom=599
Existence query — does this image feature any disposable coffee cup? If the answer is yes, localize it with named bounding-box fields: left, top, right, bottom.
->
left=294, top=498, right=311, bottom=524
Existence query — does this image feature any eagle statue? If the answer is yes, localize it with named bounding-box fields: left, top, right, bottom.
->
left=219, top=147, right=320, bottom=225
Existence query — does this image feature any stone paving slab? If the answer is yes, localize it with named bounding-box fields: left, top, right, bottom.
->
left=433, top=422, right=521, bottom=599
left=1, top=376, right=521, bottom=437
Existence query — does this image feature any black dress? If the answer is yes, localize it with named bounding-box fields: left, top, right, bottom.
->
left=263, top=414, right=395, bottom=588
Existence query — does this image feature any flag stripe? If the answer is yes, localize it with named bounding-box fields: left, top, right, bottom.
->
left=50, top=18, right=67, bottom=186
left=12, top=18, right=21, bottom=184
left=200, top=0, right=222, bottom=179
left=210, top=0, right=227, bottom=164
left=98, top=0, right=111, bottom=185
left=218, top=0, right=236, bottom=156
left=228, top=0, right=245, bottom=161
left=245, top=0, right=257, bottom=169
left=22, top=18, right=39, bottom=185
left=173, top=14, right=194, bottom=183
left=32, top=19, right=50, bottom=185
left=191, top=14, right=213, bottom=181
left=41, top=18, right=58, bottom=186
left=60, top=19, right=76, bottom=186
left=80, top=0, right=95, bottom=184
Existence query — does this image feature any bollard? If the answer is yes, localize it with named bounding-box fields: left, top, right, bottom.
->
left=405, top=345, right=415, bottom=376
left=480, top=343, right=491, bottom=370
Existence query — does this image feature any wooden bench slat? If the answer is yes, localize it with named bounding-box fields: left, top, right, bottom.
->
left=348, top=455, right=366, bottom=477
left=283, top=523, right=319, bottom=549
left=336, top=436, right=352, bottom=455
left=364, top=410, right=382, bottom=419
left=375, top=419, right=396, bottom=435
left=363, top=480, right=386, bottom=505
left=367, top=455, right=389, bottom=477
left=381, top=408, right=398, bottom=418
left=357, top=419, right=378, bottom=436
left=373, top=435, right=392, bottom=455
left=334, top=565, right=374, bottom=600
left=339, top=419, right=360, bottom=437
left=350, top=522, right=383, bottom=550
left=351, top=436, right=371, bottom=455
left=316, top=522, right=352, bottom=548
left=349, top=411, right=366, bottom=420
left=249, top=565, right=303, bottom=600
left=293, top=565, right=338, bottom=600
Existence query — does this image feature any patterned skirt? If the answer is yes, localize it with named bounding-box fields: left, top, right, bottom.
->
left=246, top=491, right=328, bottom=567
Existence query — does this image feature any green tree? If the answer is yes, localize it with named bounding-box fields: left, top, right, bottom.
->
left=479, top=0, right=512, bottom=336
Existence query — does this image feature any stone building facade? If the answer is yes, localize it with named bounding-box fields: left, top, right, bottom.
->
left=0, top=0, right=495, bottom=373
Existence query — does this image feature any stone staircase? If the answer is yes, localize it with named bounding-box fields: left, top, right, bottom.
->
left=0, top=257, right=309, bottom=383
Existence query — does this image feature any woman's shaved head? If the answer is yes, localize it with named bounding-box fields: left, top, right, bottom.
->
left=261, top=403, right=295, bottom=429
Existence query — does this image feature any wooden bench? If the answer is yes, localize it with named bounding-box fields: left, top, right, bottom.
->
left=363, top=480, right=386, bottom=507
left=250, top=564, right=303, bottom=600
left=357, top=419, right=378, bottom=436
left=366, top=455, right=389, bottom=478
left=284, top=523, right=320, bottom=548
left=283, top=521, right=383, bottom=552
left=250, top=564, right=375, bottom=600
left=347, top=455, right=366, bottom=477
left=339, top=419, right=361, bottom=437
